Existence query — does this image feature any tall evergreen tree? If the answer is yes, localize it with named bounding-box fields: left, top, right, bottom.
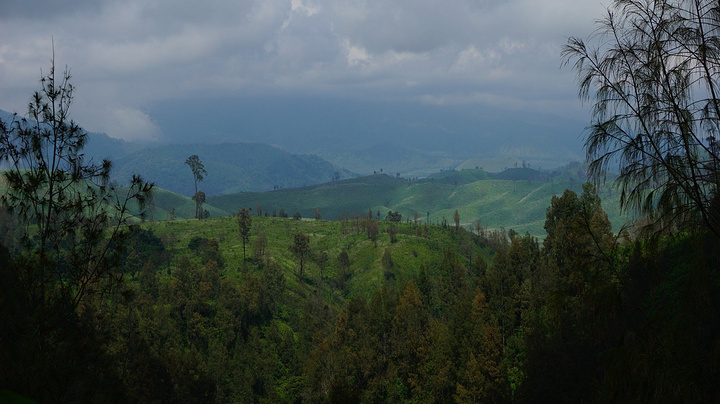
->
left=237, top=208, right=252, bottom=262
left=0, top=55, right=153, bottom=401
left=185, top=154, right=207, bottom=219
left=290, top=232, right=310, bottom=279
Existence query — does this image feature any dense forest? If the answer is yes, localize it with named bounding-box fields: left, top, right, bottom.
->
left=3, top=0, right=720, bottom=402
left=2, top=168, right=718, bottom=403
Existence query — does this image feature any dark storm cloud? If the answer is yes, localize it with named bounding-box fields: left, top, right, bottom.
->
left=0, top=0, right=606, bottom=141
left=0, top=0, right=110, bottom=20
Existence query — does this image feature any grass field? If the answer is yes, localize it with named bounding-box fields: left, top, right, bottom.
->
left=145, top=215, right=490, bottom=302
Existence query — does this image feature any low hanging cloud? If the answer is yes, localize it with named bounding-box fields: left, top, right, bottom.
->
left=0, top=0, right=606, bottom=141
left=74, top=104, right=162, bottom=142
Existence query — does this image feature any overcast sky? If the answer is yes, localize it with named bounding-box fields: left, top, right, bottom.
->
left=0, top=0, right=607, bottom=143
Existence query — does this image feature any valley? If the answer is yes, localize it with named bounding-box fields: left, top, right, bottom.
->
left=148, top=165, right=626, bottom=239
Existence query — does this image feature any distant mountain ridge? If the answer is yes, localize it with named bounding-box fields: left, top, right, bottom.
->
left=312, top=141, right=464, bottom=178
left=312, top=141, right=583, bottom=178
left=149, top=96, right=586, bottom=177
left=0, top=109, right=353, bottom=197
left=150, top=96, right=587, bottom=158
left=110, top=142, right=353, bottom=197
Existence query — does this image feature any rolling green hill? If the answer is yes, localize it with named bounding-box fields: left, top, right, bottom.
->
left=0, top=170, right=226, bottom=222
left=2, top=162, right=626, bottom=237
left=141, top=186, right=229, bottom=221
left=208, top=167, right=629, bottom=238
left=208, top=174, right=406, bottom=220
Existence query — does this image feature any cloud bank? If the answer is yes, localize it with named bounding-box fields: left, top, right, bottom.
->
left=0, top=0, right=607, bottom=141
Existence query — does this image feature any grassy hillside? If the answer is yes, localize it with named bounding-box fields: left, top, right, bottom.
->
left=142, top=186, right=229, bottom=220
left=145, top=214, right=488, bottom=300
left=0, top=173, right=228, bottom=222
left=208, top=168, right=629, bottom=238
left=208, top=174, right=406, bottom=220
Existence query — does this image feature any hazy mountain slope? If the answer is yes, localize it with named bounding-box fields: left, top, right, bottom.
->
left=149, top=97, right=587, bottom=161
left=110, top=142, right=352, bottom=197
left=423, top=168, right=493, bottom=185
left=83, top=132, right=146, bottom=162
left=1, top=109, right=352, bottom=197
left=312, top=142, right=463, bottom=177
left=0, top=109, right=143, bottom=163
left=313, top=142, right=579, bottom=178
